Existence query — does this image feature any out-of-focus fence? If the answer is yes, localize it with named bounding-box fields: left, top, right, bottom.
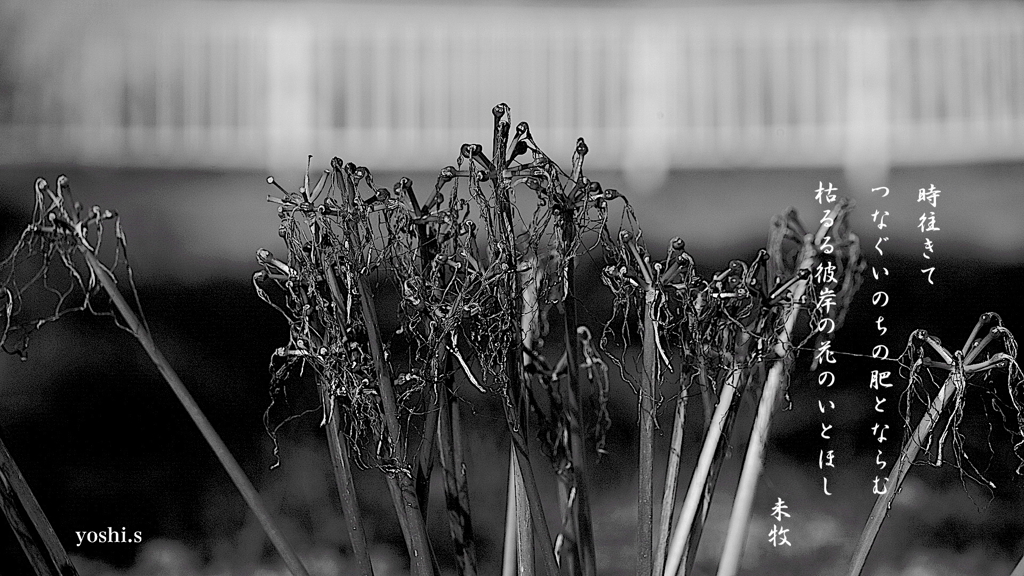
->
left=1, top=1, right=1023, bottom=187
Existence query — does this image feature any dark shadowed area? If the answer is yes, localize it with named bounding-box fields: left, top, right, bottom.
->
left=0, top=164, right=1021, bottom=575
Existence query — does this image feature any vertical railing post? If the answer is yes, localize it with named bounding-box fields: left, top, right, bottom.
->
left=625, top=20, right=672, bottom=193
left=844, top=17, right=891, bottom=191
left=266, top=18, right=314, bottom=171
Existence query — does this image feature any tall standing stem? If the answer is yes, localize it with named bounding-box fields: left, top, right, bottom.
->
left=848, top=372, right=959, bottom=576
left=511, top=256, right=545, bottom=576
left=559, top=212, right=596, bottom=576
left=1011, top=553, right=1024, bottom=576
left=663, top=358, right=747, bottom=576
left=438, top=369, right=479, bottom=576
left=717, top=259, right=810, bottom=576
left=403, top=178, right=442, bottom=519
left=509, top=424, right=561, bottom=576
left=322, top=264, right=375, bottom=576
left=322, top=392, right=375, bottom=576
left=503, top=450, right=522, bottom=576
left=354, top=267, right=435, bottom=576
left=80, top=249, right=310, bottom=576
left=714, top=359, right=790, bottom=576
left=0, top=428, right=79, bottom=576
left=638, top=288, right=659, bottom=576
left=681, top=354, right=715, bottom=576
left=416, top=391, right=440, bottom=514
left=653, top=374, right=688, bottom=576
left=333, top=159, right=434, bottom=576
left=490, top=105, right=560, bottom=576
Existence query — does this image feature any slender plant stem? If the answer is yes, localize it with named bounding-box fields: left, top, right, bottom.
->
left=404, top=179, right=441, bottom=519
left=333, top=159, right=434, bottom=576
left=683, top=318, right=767, bottom=576
left=514, top=445, right=535, bottom=576
left=715, top=359, right=788, bottom=576
left=663, top=363, right=745, bottom=576
left=638, top=288, right=659, bottom=576
left=653, top=381, right=687, bottom=576
left=681, top=352, right=717, bottom=576
left=354, top=281, right=404, bottom=460
left=509, top=423, right=560, bottom=576
left=503, top=453, right=520, bottom=576
left=684, top=387, right=740, bottom=576
left=554, top=479, right=575, bottom=574
left=677, top=353, right=710, bottom=574
left=508, top=349, right=536, bottom=576
left=717, top=262, right=811, bottom=576
left=0, top=428, right=80, bottom=576
left=386, top=477, right=415, bottom=556
left=322, top=393, right=375, bottom=576
left=848, top=371, right=959, bottom=576
left=320, top=263, right=376, bottom=576
left=417, top=389, right=440, bottom=514
left=700, top=369, right=714, bottom=434
left=451, top=399, right=477, bottom=564
left=354, top=272, right=435, bottom=576
left=565, top=307, right=592, bottom=570
left=1011, top=552, right=1024, bottom=576
left=490, top=106, right=558, bottom=576
left=438, top=376, right=479, bottom=576
left=80, top=248, right=310, bottom=576
left=514, top=256, right=542, bottom=576
left=559, top=217, right=595, bottom=576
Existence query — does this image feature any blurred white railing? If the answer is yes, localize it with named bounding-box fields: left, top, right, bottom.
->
left=1, top=0, right=1023, bottom=186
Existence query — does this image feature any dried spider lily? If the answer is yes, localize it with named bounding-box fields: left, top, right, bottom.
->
left=1, top=176, right=310, bottom=576
left=849, top=313, right=1023, bottom=576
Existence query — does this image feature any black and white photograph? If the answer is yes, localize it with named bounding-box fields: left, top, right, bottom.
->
left=1, top=1, right=1023, bottom=575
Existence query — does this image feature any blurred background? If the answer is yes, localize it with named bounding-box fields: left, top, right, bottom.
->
left=0, top=0, right=1023, bottom=574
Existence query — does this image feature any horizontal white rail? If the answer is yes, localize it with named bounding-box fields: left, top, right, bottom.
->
left=1, top=0, right=1022, bottom=186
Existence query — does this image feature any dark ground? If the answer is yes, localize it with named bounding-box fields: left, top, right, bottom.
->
left=0, top=164, right=1021, bottom=575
